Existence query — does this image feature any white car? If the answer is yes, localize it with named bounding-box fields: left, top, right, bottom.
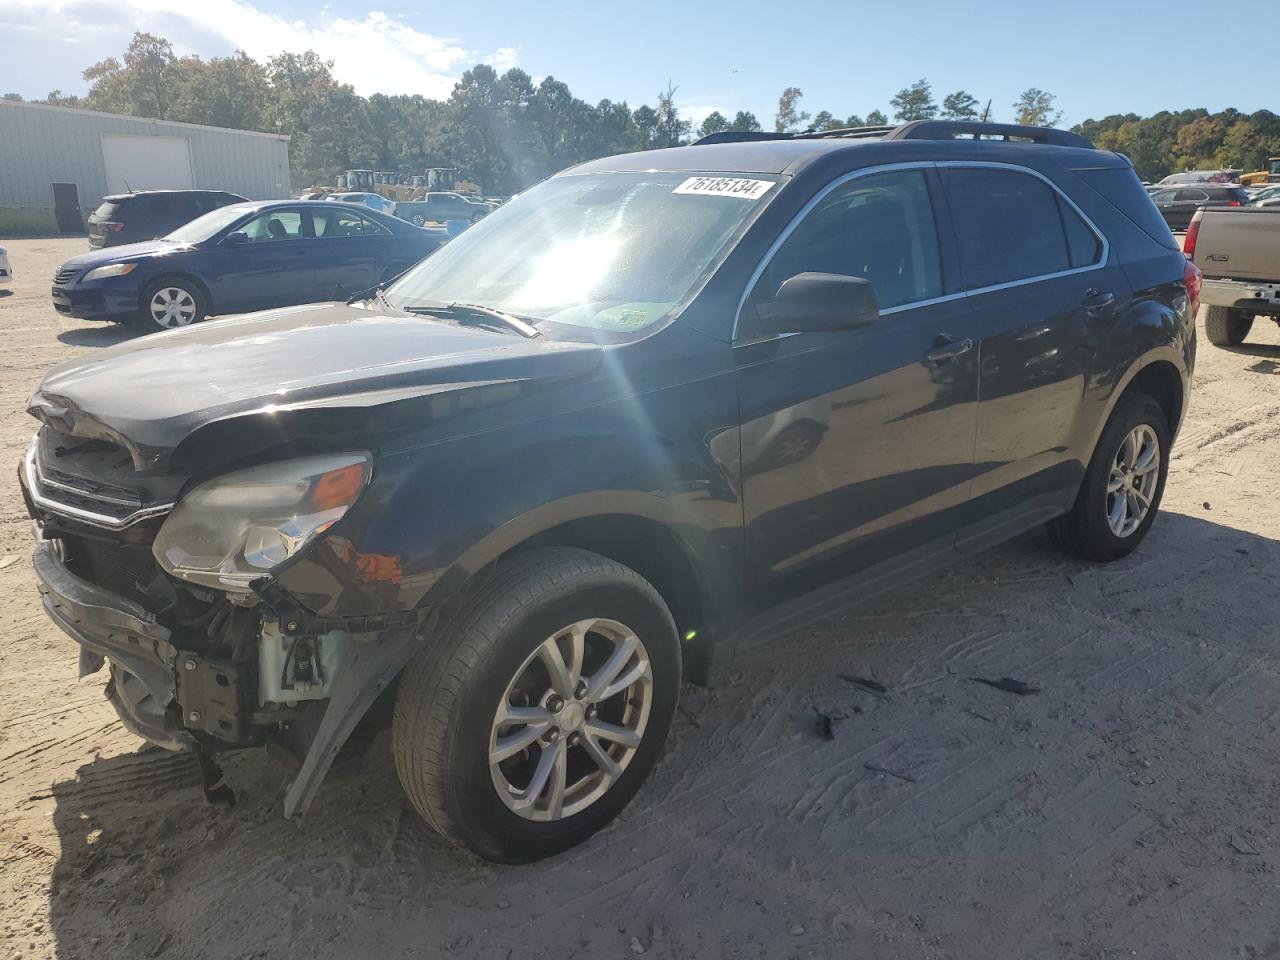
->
left=0, top=245, right=11, bottom=288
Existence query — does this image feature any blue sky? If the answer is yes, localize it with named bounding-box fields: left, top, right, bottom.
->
left=3, top=0, right=1270, bottom=127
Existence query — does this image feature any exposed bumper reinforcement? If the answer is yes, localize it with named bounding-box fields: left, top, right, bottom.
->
left=32, top=539, right=193, bottom=750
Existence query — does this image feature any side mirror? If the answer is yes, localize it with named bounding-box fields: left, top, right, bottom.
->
left=747, top=272, right=879, bottom=338
left=222, top=231, right=250, bottom=246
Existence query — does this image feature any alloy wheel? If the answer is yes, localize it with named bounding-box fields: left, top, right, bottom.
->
left=489, top=618, right=652, bottom=821
left=149, top=286, right=198, bottom=328
left=1106, top=424, right=1160, bottom=537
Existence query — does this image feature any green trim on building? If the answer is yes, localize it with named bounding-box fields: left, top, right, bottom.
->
left=0, top=207, right=63, bottom=236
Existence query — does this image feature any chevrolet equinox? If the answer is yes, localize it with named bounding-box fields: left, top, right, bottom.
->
left=22, top=121, right=1198, bottom=863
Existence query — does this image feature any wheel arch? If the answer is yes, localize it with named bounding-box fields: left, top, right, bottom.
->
left=1125, top=358, right=1184, bottom=435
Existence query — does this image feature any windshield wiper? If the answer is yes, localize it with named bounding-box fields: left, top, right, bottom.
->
left=402, top=301, right=543, bottom=339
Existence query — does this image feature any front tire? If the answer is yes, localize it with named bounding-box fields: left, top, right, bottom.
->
left=392, top=547, right=680, bottom=863
left=138, top=278, right=206, bottom=331
left=1204, top=305, right=1252, bottom=346
left=1047, top=390, right=1171, bottom=562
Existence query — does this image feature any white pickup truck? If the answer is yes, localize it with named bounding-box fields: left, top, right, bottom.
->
left=1185, top=206, right=1280, bottom=346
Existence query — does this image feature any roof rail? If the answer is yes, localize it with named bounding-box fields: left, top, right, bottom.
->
left=691, top=120, right=1094, bottom=150
left=884, top=120, right=1094, bottom=149
left=692, top=131, right=791, bottom=146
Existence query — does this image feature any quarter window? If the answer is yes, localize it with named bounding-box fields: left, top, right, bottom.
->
left=942, top=167, right=1102, bottom=289
left=746, top=169, right=943, bottom=316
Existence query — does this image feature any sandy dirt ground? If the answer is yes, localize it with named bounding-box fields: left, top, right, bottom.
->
left=1, top=238, right=1278, bottom=960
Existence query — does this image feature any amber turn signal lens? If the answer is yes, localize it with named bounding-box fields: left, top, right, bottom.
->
left=310, top=462, right=368, bottom=511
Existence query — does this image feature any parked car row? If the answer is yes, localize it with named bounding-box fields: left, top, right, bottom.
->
left=52, top=200, right=446, bottom=329
left=29, top=120, right=1199, bottom=864
left=1147, top=183, right=1252, bottom=230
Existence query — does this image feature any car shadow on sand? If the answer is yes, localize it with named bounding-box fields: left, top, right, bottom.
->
left=42, top=511, right=1280, bottom=959
left=56, top=325, right=137, bottom=348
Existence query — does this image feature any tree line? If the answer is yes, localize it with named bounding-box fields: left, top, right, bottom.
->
left=4, top=33, right=1278, bottom=191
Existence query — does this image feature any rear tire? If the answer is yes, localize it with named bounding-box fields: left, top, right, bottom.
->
left=1204, top=305, right=1252, bottom=346
left=392, top=547, right=680, bottom=863
left=1047, top=390, right=1170, bottom=563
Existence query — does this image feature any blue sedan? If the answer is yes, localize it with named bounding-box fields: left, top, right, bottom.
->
left=51, top=200, right=446, bottom=330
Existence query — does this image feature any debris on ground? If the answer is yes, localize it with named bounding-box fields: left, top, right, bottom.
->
left=840, top=674, right=889, bottom=696
left=629, top=936, right=647, bottom=954
left=1229, top=834, right=1259, bottom=856
left=864, top=763, right=917, bottom=783
left=812, top=707, right=848, bottom=741
left=970, top=676, right=1041, bottom=696
left=0, top=555, right=18, bottom=571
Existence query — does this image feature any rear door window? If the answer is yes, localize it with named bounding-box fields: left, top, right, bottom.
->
left=241, top=210, right=307, bottom=241
left=1175, top=188, right=1208, bottom=202
left=316, top=209, right=390, bottom=237
left=942, top=167, right=1100, bottom=289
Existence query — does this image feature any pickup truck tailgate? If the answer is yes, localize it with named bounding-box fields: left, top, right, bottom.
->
left=1191, top=207, right=1280, bottom=282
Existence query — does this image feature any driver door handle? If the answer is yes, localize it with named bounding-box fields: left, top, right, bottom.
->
left=1083, top=289, right=1116, bottom=313
left=924, top=336, right=974, bottom=364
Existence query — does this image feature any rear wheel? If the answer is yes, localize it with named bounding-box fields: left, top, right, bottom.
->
left=408, top=213, right=427, bottom=227
left=1047, top=391, right=1170, bottom=562
left=138, top=278, right=206, bottom=331
left=470, top=211, right=486, bottom=224
left=1204, top=305, right=1252, bottom=346
left=392, top=547, right=680, bottom=863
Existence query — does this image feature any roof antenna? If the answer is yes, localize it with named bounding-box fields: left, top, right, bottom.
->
left=980, top=100, right=992, bottom=123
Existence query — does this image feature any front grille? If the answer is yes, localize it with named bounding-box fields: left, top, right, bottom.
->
left=26, top=430, right=176, bottom=529
left=54, top=266, right=80, bottom=285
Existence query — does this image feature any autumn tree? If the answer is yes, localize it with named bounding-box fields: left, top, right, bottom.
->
left=775, top=87, right=809, bottom=133
left=1013, top=88, right=1062, bottom=127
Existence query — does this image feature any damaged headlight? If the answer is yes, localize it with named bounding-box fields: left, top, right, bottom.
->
left=153, top=453, right=371, bottom=592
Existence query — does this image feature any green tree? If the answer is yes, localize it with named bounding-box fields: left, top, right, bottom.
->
left=775, top=86, right=809, bottom=133
left=811, top=110, right=845, bottom=131
left=941, top=90, right=979, bottom=120
left=633, top=104, right=659, bottom=148
left=844, top=113, right=865, bottom=128
left=730, top=110, right=761, bottom=132
left=83, top=32, right=180, bottom=119
left=891, top=79, right=936, bottom=122
left=697, top=110, right=729, bottom=139
left=866, top=109, right=888, bottom=126
left=3, top=93, right=22, bottom=101
left=1012, top=87, right=1062, bottom=127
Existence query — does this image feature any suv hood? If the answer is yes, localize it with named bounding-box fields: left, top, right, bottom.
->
left=29, top=302, right=601, bottom=471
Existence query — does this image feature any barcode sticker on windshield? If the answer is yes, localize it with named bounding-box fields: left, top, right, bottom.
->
left=673, top=177, right=775, bottom=200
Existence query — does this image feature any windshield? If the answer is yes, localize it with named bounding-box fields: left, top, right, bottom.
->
left=165, top=205, right=255, bottom=243
left=385, top=171, right=782, bottom=336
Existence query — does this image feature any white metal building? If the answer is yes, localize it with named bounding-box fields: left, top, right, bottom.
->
left=0, top=100, right=291, bottom=235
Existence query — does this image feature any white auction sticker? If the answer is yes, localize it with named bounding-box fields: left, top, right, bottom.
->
left=673, top=176, right=775, bottom=200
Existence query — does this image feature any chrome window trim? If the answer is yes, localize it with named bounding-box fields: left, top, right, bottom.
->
left=732, top=159, right=1111, bottom=342
left=24, top=438, right=172, bottom=530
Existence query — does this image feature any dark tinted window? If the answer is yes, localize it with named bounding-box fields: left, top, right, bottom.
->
left=1059, top=196, right=1102, bottom=268
left=1075, top=167, right=1178, bottom=249
left=1175, top=188, right=1208, bottom=202
left=749, top=169, right=942, bottom=312
left=942, top=168, right=1076, bottom=288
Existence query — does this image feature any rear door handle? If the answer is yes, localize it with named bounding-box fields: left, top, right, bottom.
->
left=923, top=336, right=974, bottom=364
left=1083, top=289, right=1116, bottom=313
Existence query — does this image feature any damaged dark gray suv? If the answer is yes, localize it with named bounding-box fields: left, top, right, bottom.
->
left=22, top=121, right=1198, bottom=863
